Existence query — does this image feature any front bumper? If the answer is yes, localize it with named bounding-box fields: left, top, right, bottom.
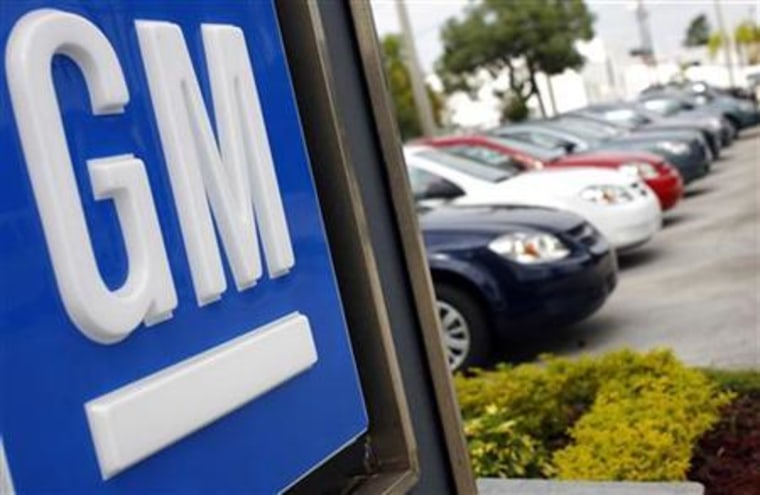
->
left=665, top=144, right=710, bottom=184
left=574, top=186, right=662, bottom=252
left=486, top=242, right=618, bottom=336
left=735, top=110, right=760, bottom=129
left=645, top=171, right=683, bottom=211
left=610, top=214, right=661, bottom=252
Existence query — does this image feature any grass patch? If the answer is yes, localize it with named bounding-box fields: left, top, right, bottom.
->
left=700, top=368, right=760, bottom=395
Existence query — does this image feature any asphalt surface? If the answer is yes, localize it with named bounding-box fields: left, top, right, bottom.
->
left=512, top=127, right=760, bottom=369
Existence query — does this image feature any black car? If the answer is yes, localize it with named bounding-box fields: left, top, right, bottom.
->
left=565, top=103, right=729, bottom=156
left=492, top=121, right=712, bottom=184
left=641, top=86, right=760, bottom=130
left=421, top=205, right=618, bottom=370
left=628, top=97, right=735, bottom=148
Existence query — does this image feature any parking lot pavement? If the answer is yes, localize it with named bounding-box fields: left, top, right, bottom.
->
left=511, top=127, right=760, bottom=369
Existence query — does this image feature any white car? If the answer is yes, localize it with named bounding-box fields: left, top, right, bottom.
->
left=405, top=146, right=661, bottom=251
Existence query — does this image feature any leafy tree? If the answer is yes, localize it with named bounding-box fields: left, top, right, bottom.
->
left=381, top=34, right=442, bottom=141
left=734, top=21, right=760, bottom=65
left=500, top=91, right=529, bottom=122
left=683, top=14, right=710, bottom=47
left=437, top=0, right=594, bottom=118
left=707, top=22, right=760, bottom=65
left=707, top=31, right=725, bottom=60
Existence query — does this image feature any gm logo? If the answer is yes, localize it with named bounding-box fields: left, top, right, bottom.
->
left=7, top=10, right=294, bottom=345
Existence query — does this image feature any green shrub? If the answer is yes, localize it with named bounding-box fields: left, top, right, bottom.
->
left=463, top=406, right=549, bottom=478
left=454, top=349, right=733, bottom=481
left=553, top=352, right=733, bottom=480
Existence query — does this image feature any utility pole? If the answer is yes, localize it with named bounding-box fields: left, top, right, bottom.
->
left=634, top=0, right=655, bottom=60
left=605, top=53, right=618, bottom=99
left=714, top=0, right=737, bottom=87
left=395, top=0, right=437, bottom=137
left=634, top=0, right=658, bottom=84
left=545, top=74, right=558, bottom=116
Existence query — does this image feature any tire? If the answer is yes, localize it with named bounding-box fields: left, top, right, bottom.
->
left=725, top=115, right=740, bottom=138
left=434, top=284, right=492, bottom=371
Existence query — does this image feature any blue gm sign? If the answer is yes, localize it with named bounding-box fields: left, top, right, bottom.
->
left=0, top=1, right=368, bottom=492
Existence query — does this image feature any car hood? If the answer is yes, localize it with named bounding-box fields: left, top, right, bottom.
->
left=607, top=129, right=699, bottom=145
left=419, top=205, right=585, bottom=235
left=662, top=111, right=715, bottom=124
left=557, top=150, right=662, bottom=167
left=496, top=167, right=635, bottom=199
left=447, top=167, right=639, bottom=211
left=644, top=114, right=716, bottom=131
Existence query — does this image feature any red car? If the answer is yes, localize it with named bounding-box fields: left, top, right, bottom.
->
left=420, top=135, right=684, bottom=211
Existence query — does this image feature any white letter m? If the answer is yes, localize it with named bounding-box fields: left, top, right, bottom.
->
left=136, top=21, right=294, bottom=306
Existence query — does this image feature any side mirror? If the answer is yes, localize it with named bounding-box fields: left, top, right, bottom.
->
left=423, top=180, right=464, bottom=201
left=562, top=142, right=577, bottom=154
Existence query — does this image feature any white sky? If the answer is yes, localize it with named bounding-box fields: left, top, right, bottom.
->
left=371, top=0, right=760, bottom=74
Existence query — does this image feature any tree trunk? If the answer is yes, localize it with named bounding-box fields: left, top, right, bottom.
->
left=527, top=64, right=546, bottom=118
left=736, top=42, right=746, bottom=67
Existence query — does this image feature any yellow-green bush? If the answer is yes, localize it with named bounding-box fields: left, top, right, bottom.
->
left=454, top=349, right=733, bottom=481
left=463, top=406, right=548, bottom=478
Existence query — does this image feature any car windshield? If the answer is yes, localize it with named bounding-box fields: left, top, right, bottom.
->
left=596, top=108, right=650, bottom=128
left=416, top=149, right=515, bottom=182
left=641, top=98, right=682, bottom=116
left=485, top=135, right=564, bottom=162
left=543, top=122, right=604, bottom=145
left=553, top=116, right=623, bottom=138
left=444, top=144, right=527, bottom=172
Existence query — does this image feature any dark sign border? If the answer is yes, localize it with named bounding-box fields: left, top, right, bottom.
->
left=277, top=1, right=476, bottom=493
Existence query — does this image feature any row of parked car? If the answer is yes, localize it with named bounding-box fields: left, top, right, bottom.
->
left=406, top=81, right=760, bottom=370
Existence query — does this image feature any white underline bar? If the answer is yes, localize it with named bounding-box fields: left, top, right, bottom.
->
left=85, top=312, right=317, bottom=480
left=0, top=438, right=15, bottom=495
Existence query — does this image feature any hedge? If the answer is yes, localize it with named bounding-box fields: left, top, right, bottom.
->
left=454, top=349, right=733, bottom=480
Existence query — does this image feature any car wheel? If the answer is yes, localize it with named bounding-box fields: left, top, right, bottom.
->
left=725, top=116, right=740, bottom=138
left=435, top=284, right=491, bottom=371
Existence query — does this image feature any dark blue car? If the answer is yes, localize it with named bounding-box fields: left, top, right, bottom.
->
left=420, top=205, right=618, bottom=370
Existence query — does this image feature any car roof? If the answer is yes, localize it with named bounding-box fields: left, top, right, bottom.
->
left=580, top=102, right=637, bottom=112
left=495, top=121, right=581, bottom=137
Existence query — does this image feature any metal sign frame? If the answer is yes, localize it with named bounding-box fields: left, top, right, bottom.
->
left=0, top=0, right=475, bottom=491
left=277, top=1, right=476, bottom=493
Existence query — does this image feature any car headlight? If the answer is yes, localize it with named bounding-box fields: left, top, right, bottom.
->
left=579, top=185, right=635, bottom=205
left=707, top=118, right=722, bottom=131
left=619, top=162, right=659, bottom=180
left=488, top=232, right=570, bottom=264
left=656, top=140, right=690, bottom=155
